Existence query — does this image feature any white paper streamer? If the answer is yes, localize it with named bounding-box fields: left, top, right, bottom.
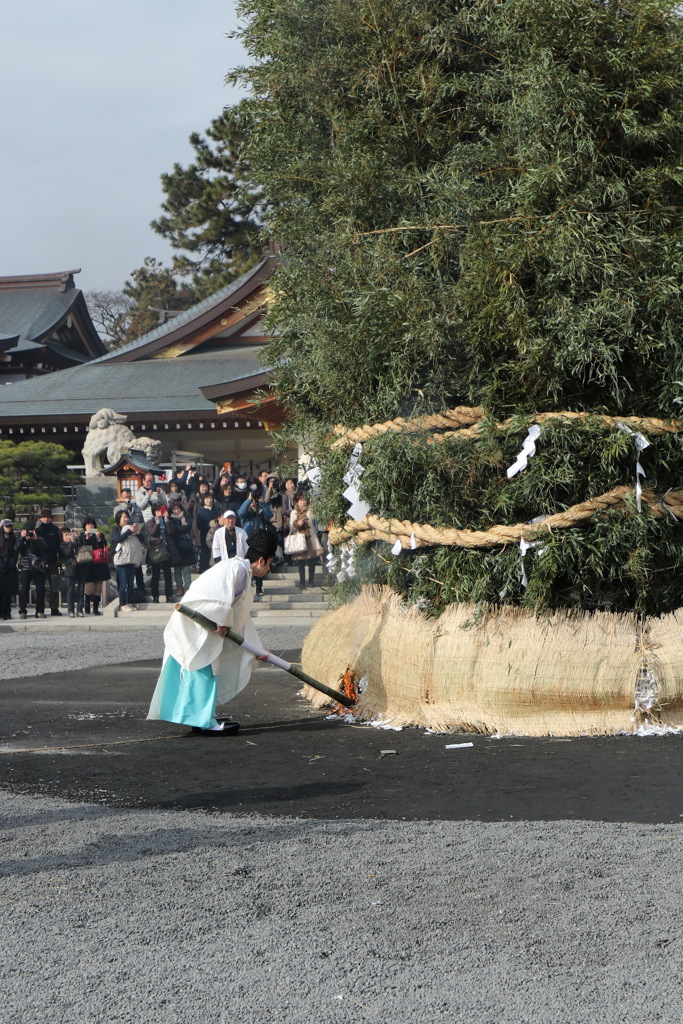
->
left=410, top=533, right=417, bottom=550
left=342, top=443, right=371, bottom=523
left=518, top=535, right=544, bottom=588
left=617, top=424, right=651, bottom=513
left=391, top=538, right=402, bottom=556
left=506, top=424, right=542, bottom=479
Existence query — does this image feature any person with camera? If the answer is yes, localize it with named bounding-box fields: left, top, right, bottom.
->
left=238, top=485, right=274, bottom=602
left=176, top=464, right=199, bottom=497
left=110, top=510, right=144, bottom=611
left=113, top=488, right=147, bottom=599
left=35, top=509, right=63, bottom=616
left=146, top=505, right=175, bottom=603
left=0, top=518, right=19, bottom=620
left=136, top=472, right=161, bottom=526
left=17, top=521, right=49, bottom=618
left=75, top=518, right=110, bottom=615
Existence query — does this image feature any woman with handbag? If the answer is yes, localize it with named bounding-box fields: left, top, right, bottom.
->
left=286, top=494, right=324, bottom=589
left=0, top=518, right=19, bottom=620
left=146, top=505, right=175, bottom=603
left=110, top=510, right=144, bottom=611
left=281, top=478, right=299, bottom=566
left=76, top=518, right=111, bottom=616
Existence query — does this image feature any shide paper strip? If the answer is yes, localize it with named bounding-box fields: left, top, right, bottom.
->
left=506, top=424, right=542, bottom=479
left=617, top=423, right=651, bottom=512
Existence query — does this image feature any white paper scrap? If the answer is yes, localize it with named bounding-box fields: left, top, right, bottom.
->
left=391, top=538, right=402, bottom=555
left=445, top=742, right=474, bottom=749
left=410, top=533, right=418, bottom=549
left=347, top=499, right=370, bottom=521
left=342, top=484, right=360, bottom=504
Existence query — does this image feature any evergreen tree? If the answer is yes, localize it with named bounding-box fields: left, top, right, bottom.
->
left=232, top=0, right=683, bottom=616
left=151, top=103, right=264, bottom=299
left=120, top=258, right=197, bottom=343
left=0, top=441, right=80, bottom=518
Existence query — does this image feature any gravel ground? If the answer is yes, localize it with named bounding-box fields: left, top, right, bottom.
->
left=0, top=626, right=311, bottom=681
left=3, top=626, right=683, bottom=1022
left=1, top=789, right=682, bottom=1024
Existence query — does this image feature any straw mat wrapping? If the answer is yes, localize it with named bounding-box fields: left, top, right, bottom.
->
left=300, top=588, right=683, bottom=735
left=646, top=611, right=683, bottom=729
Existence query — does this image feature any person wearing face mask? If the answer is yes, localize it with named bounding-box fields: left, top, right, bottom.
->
left=0, top=518, right=18, bottom=620
left=232, top=475, right=249, bottom=500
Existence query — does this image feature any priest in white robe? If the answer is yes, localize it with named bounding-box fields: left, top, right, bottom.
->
left=147, top=528, right=277, bottom=734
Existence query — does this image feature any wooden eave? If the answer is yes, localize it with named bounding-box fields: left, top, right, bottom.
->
left=105, top=255, right=277, bottom=363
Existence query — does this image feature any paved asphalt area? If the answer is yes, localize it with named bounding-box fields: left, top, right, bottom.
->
left=1, top=653, right=682, bottom=822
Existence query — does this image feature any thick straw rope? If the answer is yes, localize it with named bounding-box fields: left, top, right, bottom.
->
left=329, top=486, right=683, bottom=549
left=331, top=406, right=683, bottom=448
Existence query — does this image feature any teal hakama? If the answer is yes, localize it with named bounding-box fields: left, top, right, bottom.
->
left=154, top=655, right=219, bottom=729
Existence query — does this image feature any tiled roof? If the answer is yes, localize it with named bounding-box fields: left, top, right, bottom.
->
left=0, top=353, right=263, bottom=420
left=0, top=286, right=78, bottom=344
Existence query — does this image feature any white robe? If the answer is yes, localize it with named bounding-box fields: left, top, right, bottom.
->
left=212, top=524, right=249, bottom=563
left=147, top=556, right=262, bottom=719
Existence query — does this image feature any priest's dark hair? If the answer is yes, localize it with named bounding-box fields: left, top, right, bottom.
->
left=246, top=528, right=278, bottom=562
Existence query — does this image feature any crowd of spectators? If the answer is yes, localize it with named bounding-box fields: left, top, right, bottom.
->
left=0, top=463, right=326, bottom=618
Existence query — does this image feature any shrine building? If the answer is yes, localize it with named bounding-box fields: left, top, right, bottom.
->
left=0, top=254, right=294, bottom=476
left=0, top=269, right=105, bottom=381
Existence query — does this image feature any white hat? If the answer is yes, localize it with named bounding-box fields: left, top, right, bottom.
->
left=222, top=509, right=237, bottom=519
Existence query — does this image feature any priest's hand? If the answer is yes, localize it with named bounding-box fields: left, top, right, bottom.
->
left=214, top=625, right=228, bottom=637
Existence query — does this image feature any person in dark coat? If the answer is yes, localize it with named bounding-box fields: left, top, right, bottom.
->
left=238, top=489, right=274, bottom=601
left=35, top=509, right=63, bottom=616
left=76, top=518, right=111, bottom=616
left=17, top=521, right=49, bottom=618
left=168, top=499, right=195, bottom=596
left=146, top=505, right=175, bottom=603
left=194, top=494, right=218, bottom=572
left=59, top=526, right=81, bottom=618
left=0, top=518, right=19, bottom=619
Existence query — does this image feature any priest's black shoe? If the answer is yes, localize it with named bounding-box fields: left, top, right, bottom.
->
left=191, top=721, right=240, bottom=735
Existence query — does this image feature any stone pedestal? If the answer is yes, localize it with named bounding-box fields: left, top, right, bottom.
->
left=67, top=479, right=120, bottom=528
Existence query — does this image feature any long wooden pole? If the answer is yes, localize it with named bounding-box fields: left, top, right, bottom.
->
left=175, top=603, right=355, bottom=709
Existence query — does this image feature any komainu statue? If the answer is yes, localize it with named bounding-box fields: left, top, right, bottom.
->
left=82, top=408, right=163, bottom=476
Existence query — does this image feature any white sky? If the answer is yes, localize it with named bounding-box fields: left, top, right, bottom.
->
left=1, top=0, right=248, bottom=291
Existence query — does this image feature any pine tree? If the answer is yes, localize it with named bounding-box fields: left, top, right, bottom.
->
left=234, top=0, right=683, bottom=615
left=150, top=103, right=264, bottom=299
left=0, top=442, right=80, bottom=518
left=120, top=258, right=197, bottom=343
